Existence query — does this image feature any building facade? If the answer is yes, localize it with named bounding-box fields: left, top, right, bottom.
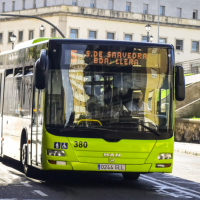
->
left=0, top=0, right=200, bottom=62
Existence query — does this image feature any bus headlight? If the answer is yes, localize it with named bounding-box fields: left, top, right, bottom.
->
left=47, top=150, right=65, bottom=157
left=158, top=153, right=172, bottom=160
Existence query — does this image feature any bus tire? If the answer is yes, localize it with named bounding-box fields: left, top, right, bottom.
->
left=21, top=143, right=32, bottom=176
left=122, top=172, right=140, bottom=180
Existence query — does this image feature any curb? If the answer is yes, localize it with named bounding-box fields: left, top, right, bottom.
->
left=174, top=149, right=200, bottom=156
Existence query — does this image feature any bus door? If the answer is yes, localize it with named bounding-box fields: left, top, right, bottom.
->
left=32, top=88, right=44, bottom=168
left=0, top=72, right=4, bottom=156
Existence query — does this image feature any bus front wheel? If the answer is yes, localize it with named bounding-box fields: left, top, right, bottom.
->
left=21, top=143, right=31, bottom=176
left=122, top=172, right=140, bottom=180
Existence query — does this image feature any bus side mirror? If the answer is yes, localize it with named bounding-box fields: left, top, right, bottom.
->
left=35, top=49, right=47, bottom=90
left=175, top=65, right=185, bottom=101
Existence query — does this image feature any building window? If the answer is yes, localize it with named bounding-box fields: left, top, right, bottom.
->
left=29, top=30, right=34, bottom=40
left=89, top=31, right=96, bottom=39
left=51, top=28, right=56, bottom=37
left=159, top=38, right=166, bottom=43
left=72, top=0, right=77, bottom=6
left=142, top=36, right=147, bottom=42
left=8, top=32, right=12, bottom=43
left=40, top=29, right=45, bottom=37
left=107, top=32, right=114, bottom=40
left=18, top=31, right=23, bottom=42
left=23, top=0, right=26, bottom=9
left=0, top=33, right=3, bottom=44
left=70, top=29, right=78, bottom=38
left=90, top=0, right=95, bottom=8
left=2, top=2, right=5, bottom=12
left=33, top=0, right=36, bottom=8
left=44, top=0, right=47, bottom=6
left=143, top=4, right=148, bottom=14
left=193, top=10, right=198, bottom=19
left=177, top=8, right=181, bottom=18
left=192, top=41, right=199, bottom=52
left=126, top=2, right=131, bottom=12
left=160, top=6, right=165, bottom=16
left=108, top=0, right=113, bottom=10
left=176, top=40, right=183, bottom=51
left=12, top=1, right=15, bottom=11
left=124, top=34, right=132, bottom=41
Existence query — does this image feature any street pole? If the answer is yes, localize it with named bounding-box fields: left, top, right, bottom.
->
left=158, top=0, right=160, bottom=43
left=0, top=13, right=65, bottom=38
left=12, top=42, right=14, bottom=50
left=147, top=31, right=149, bottom=42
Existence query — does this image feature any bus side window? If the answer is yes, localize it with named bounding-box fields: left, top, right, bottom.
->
left=22, top=67, right=33, bottom=118
left=4, top=70, right=14, bottom=116
left=0, top=74, right=2, bottom=113
left=13, top=68, right=23, bottom=117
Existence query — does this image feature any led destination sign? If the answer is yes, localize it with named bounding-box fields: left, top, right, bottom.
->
left=86, top=51, right=147, bottom=65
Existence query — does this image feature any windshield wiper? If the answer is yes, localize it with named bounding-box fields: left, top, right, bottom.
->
left=138, top=122, right=161, bottom=136
left=116, top=121, right=161, bottom=136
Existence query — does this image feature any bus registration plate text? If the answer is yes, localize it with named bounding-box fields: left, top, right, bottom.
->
left=98, top=164, right=125, bottom=171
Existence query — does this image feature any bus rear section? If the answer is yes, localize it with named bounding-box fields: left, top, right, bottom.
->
left=39, top=40, right=176, bottom=179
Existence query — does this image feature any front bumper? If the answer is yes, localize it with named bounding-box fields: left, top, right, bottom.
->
left=45, top=161, right=172, bottom=173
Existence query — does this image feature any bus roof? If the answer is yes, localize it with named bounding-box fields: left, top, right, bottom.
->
left=0, top=38, right=174, bottom=56
left=0, top=37, right=50, bottom=56
left=49, top=39, right=174, bottom=49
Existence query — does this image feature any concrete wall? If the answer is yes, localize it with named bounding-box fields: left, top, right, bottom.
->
left=176, top=99, right=200, bottom=118
left=175, top=81, right=200, bottom=118
left=176, top=81, right=200, bottom=110
left=175, top=118, right=200, bottom=143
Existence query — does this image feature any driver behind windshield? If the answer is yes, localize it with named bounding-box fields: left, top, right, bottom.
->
left=125, top=90, right=150, bottom=112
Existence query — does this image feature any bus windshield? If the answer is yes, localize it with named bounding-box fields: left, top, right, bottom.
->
left=46, top=43, right=173, bottom=139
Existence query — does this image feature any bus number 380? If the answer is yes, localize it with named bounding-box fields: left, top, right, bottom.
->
left=74, top=141, right=88, bottom=148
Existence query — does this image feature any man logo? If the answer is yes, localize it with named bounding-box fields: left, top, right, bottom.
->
left=103, top=153, right=121, bottom=157
left=108, top=158, right=115, bottom=162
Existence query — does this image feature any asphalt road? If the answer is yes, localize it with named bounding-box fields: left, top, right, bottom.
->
left=0, top=152, right=200, bottom=200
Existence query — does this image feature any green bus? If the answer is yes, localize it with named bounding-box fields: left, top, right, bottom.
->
left=0, top=38, right=185, bottom=180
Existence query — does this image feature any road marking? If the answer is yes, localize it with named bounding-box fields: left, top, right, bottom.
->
left=167, top=181, right=200, bottom=185
left=142, top=175, right=200, bottom=195
left=141, top=175, right=200, bottom=198
left=0, top=199, right=18, bottom=200
left=140, top=176, right=193, bottom=198
left=21, top=181, right=32, bottom=187
left=34, top=190, right=48, bottom=196
left=161, top=174, right=179, bottom=178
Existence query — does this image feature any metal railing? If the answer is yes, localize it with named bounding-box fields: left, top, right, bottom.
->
left=176, top=58, right=200, bottom=75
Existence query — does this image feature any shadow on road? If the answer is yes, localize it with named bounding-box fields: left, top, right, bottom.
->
left=1, top=156, right=200, bottom=200
left=0, top=156, right=143, bottom=187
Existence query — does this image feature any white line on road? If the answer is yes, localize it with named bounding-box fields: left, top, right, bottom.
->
left=34, top=190, right=48, bottom=196
left=0, top=199, right=18, bottom=200
left=142, top=175, right=200, bottom=195
left=141, top=175, right=200, bottom=198
left=140, top=176, right=194, bottom=198
left=21, top=182, right=32, bottom=187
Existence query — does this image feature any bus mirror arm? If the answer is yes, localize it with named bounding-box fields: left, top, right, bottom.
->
left=175, top=65, right=185, bottom=101
left=35, top=49, right=47, bottom=90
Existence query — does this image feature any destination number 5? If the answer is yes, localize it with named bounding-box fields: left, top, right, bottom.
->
left=74, top=141, right=88, bottom=148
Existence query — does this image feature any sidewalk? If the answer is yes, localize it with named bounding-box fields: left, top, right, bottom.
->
left=174, top=142, right=200, bottom=156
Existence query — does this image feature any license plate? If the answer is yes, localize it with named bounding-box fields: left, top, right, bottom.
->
left=98, top=164, right=125, bottom=171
